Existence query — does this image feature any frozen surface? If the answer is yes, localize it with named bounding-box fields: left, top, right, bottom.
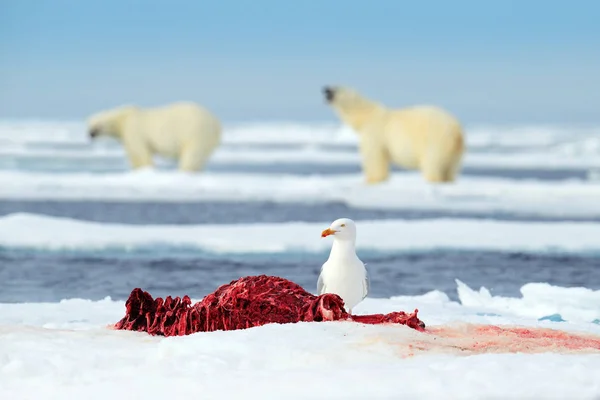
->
left=2, top=120, right=600, bottom=219
left=3, top=144, right=600, bottom=169
left=1, top=281, right=599, bottom=400
left=3, top=120, right=600, bottom=399
left=2, top=212, right=600, bottom=254
left=1, top=120, right=600, bottom=170
left=1, top=170, right=600, bottom=219
left=1, top=119, right=599, bottom=149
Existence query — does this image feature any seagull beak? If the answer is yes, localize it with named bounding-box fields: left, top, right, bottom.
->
left=321, top=228, right=336, bottom=238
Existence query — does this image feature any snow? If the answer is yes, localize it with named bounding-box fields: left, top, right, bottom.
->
left=455, top=279, right=600, bottom=324
left=1, top=170, right=600, bottom=219
left=2, top=120, right=600, bottom=170
left=2, top=119, right=600, bottom=219
left=3, top=145, right=600, bottom=170
left=2, top=119, right=600, bottom=399
left=1, top=212, right=600, bottom=254
left=2, top=119, right=599, bottom=148
left=1, top=281, right=599, bottom=400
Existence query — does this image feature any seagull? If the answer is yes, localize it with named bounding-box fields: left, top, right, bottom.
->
left=317, top=218, right=369, bottom=314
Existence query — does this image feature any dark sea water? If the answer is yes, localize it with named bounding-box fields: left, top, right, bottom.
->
left=1, top=247, right=598, bottom=303
left=1, top=199, right=599, bottom=225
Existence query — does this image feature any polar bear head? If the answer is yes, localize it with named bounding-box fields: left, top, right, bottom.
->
left=322, top=86, right=366, bottom=108
left=87, top=105, right=139, bottom=140
left=322, top=86, right=383, bottom=132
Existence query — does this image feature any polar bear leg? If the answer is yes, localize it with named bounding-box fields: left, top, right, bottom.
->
left=420, top=148, right=453, bottom=183
left=444, top=157, right=462, bottom=182
left=358, top=137, right=389, bottom=184
left=178, top=143, right=214, bottom=172
left=421, top=166, right=446, bottom=183
left=421, top=155, right=458, bottom=183
left=442, top=134, right=464, bottom=182
left=122, top=137, right=153, bottom=169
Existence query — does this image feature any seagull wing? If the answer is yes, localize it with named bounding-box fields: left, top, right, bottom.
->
left=362, top=263, right=370, bottom=300
left=317, top=273, right=325, bottom=295
left=317, top=263, right=326, bottom=295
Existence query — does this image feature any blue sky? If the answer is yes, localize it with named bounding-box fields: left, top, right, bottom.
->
left=1, top=0, right=599, bottom=123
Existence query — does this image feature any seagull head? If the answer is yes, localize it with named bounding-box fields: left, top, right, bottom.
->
left=321, top=218, right=357, bottom=241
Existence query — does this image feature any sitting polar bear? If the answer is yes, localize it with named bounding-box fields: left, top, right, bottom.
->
left=87, top=102, right=222, bottom=172
left=323, top=86, right=465, bottom=184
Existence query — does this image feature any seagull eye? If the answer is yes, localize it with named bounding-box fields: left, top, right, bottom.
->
left=341, top=224, right=346, bottom=227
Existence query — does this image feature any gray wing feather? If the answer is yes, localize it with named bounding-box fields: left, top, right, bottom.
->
left=363, top=264, right=370, bottom=300
left=317, top=271, right=325, bottom=295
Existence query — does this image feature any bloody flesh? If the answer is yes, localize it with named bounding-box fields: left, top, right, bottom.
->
left=114, top=275, right=425, bottom=336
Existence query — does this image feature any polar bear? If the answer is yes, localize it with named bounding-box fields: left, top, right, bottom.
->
left=87, top=102, right=222, bottom=172
left=322, top=86, right=465, bottom=184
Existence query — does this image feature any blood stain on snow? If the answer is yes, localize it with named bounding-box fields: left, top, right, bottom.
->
left=367, top=324, right=600, bottom=357
left=113, top=275, right=600, bottom=357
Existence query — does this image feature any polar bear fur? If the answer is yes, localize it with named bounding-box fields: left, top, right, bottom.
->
left=87, top=102, right=221, bottom=172
left=323, top=86, right=465, bottom=184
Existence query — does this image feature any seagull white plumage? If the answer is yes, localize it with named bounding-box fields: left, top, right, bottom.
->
left=317, top=218, right=369, bottom=314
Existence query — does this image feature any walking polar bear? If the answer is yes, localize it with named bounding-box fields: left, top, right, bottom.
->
left=323, top=86, right=465, bottom=184
left=87, top=102, right=221, bottom=172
